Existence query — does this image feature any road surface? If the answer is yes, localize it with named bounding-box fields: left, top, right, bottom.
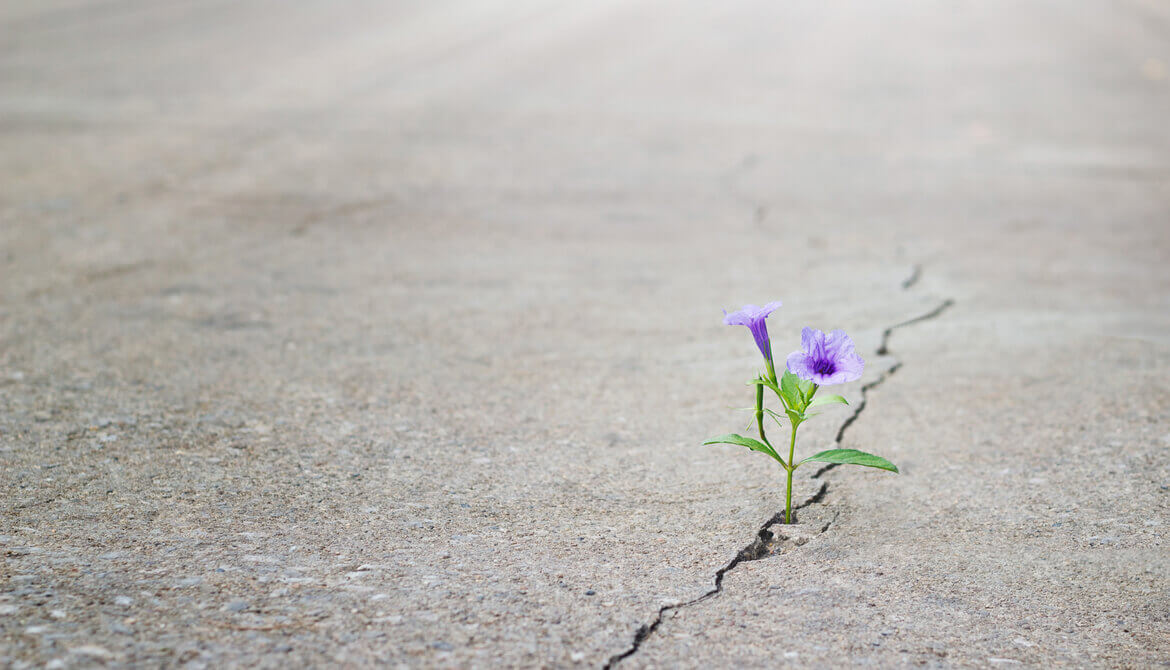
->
left=2, top=1, right=1168, bottom=667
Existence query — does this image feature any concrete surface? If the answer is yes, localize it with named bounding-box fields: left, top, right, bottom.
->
left=2, top=0, right=1168, bottom=667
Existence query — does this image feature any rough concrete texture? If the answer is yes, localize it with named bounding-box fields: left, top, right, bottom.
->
left=2, top=0, right=1168, bottom=668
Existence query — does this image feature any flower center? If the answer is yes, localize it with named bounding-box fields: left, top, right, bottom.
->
left=813, top=358, right=837, bottom=376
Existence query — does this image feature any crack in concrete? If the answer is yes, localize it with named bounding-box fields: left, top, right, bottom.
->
left=819, top=510, right=841, bottom=534
left=901, top=264, right=922, bottom=290
left=602, top=483, right=828, bottom=670
left=604, top=271, right=954, bottom=669
left=816, top=296, right=954, bottom=478
left=876, top=298, right=953, bottom=356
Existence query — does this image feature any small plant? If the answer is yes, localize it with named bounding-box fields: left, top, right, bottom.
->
left=705, top=302, right=898, bottom=524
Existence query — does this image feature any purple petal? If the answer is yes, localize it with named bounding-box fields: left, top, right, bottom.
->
left=758, top=301, right=783, bottom=318
left=786, top=350, right=816, bottom=381
left=722, top=305, right=758, bottom=326
left=723, top=301, right=782, bottom=326
left=748, top=322, right=773, bottom=361
left=800, top=326, right=817, bottom=353
left=722, top=309, right=752, bottom=326
left=835, top=351, right=865, bottom=382
left=823, top=329, right=855, bottom=359
left=790, top=326, right=866, bottom=386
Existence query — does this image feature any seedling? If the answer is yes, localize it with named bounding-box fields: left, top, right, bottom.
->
left=706, top=302, right=898, bottom=523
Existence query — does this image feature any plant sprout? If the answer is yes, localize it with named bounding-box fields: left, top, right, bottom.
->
left=706, top=303, right=899, bottom=524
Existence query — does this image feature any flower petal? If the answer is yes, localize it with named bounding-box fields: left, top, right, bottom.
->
left=823, top=329, right=854, bottom=359
left=836, top=351, right=865, bottom=382
left=759, top=301, right=783, bottom=317
left=722, top=309, right=752, bottom=326
left=786, top=350, right=816, bottom=381
left=724, top=301, right=781, bottom=326
left=800, top=327, right=818, bottom=353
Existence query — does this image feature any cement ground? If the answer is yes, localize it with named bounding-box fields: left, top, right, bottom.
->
left=2, top=1, right=1168, bottom=667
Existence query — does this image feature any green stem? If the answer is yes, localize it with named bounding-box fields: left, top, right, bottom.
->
left=785, top=420, right=798, bottom=523
left=755, top=380, right=769, bottom=448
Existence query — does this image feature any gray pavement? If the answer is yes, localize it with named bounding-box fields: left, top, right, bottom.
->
left=2, top=1, right=1168, bottom=667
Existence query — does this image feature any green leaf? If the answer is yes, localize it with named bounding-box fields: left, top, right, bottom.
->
left=796, top=377, right=815, bottom=402
left=784, top=408, right=804, bottom=426
left=780, top=370, right=806, bottom=411
left=798, top=449, right=899, bottom=473
left=808, top=394, right=848, bottom=408
left=703, top=433, right=781, bottom=461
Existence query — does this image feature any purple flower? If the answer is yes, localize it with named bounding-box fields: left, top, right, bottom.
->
left=786, top=327, right=864, bottom=386
left=723, top=301, right=783, bottom=362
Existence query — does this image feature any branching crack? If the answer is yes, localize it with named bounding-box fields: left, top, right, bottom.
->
left=813, top=297, right=953, bottom=477
left=603, top=270, right=954, bottom=669
left=874, top=299, right=953, bottom=356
